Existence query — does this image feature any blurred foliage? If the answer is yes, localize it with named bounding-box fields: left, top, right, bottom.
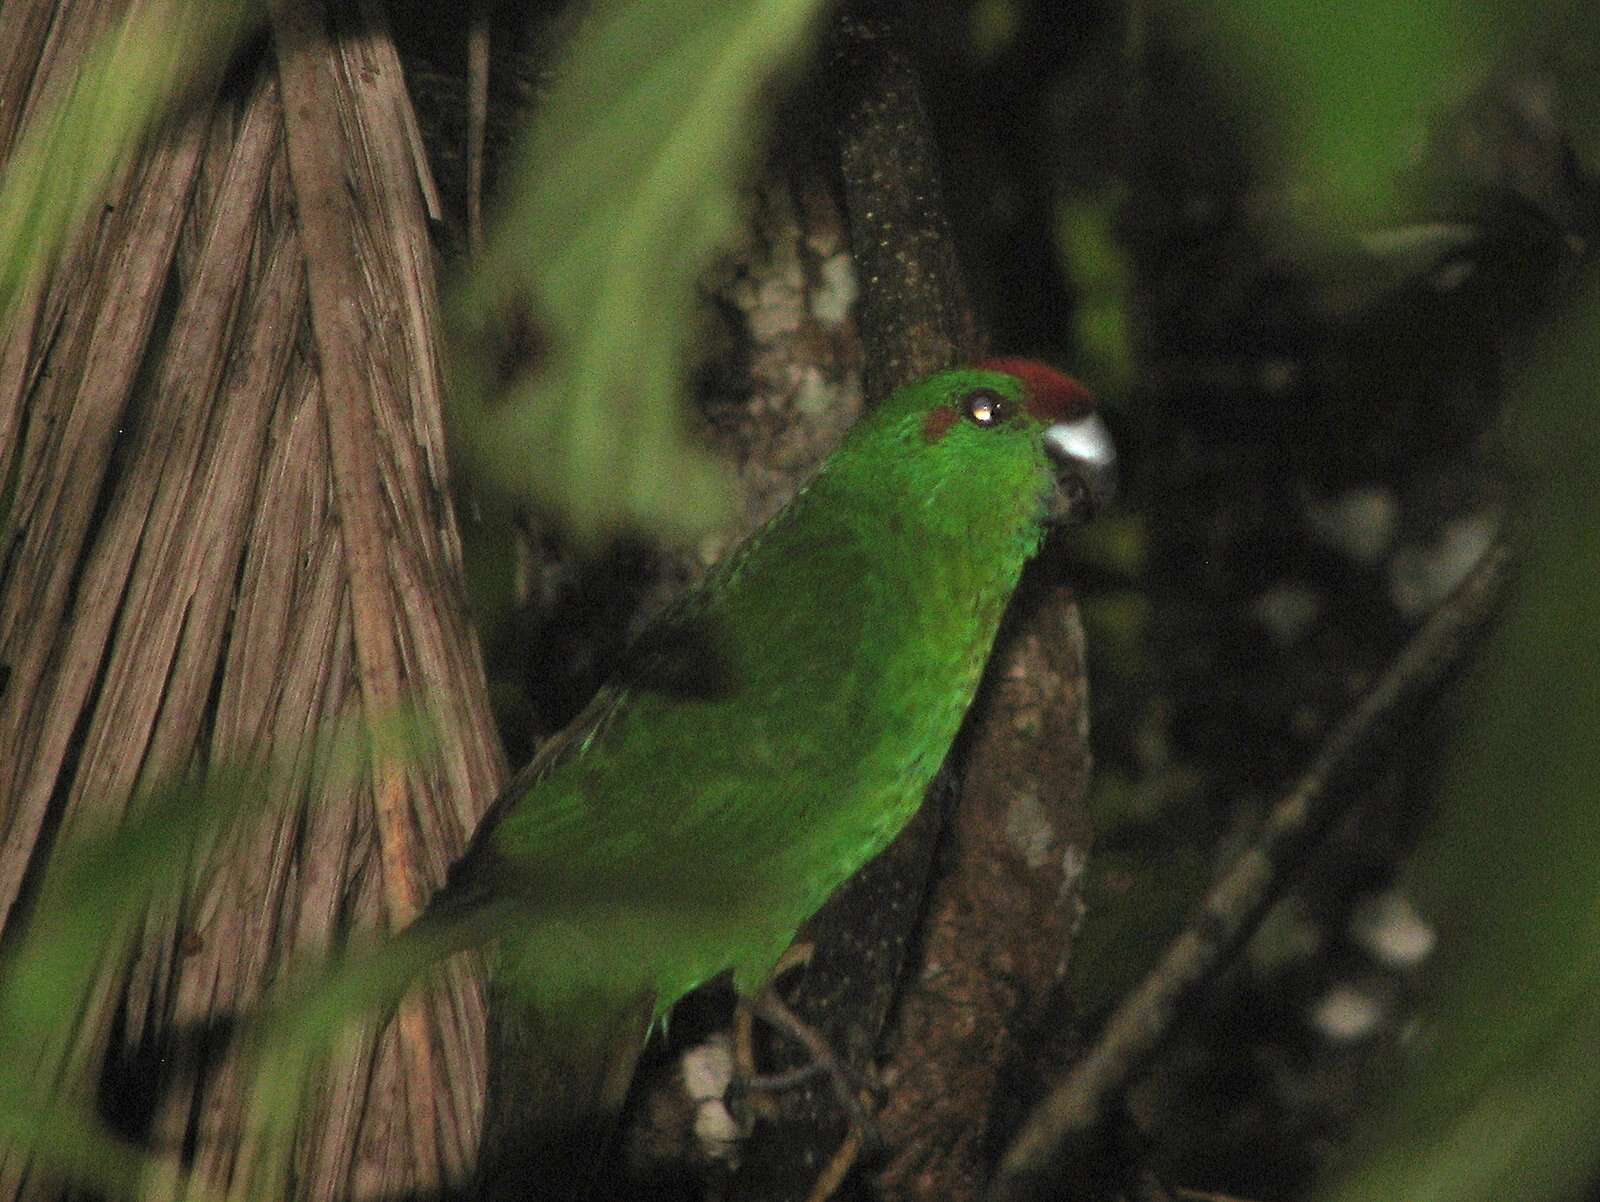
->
left=1174, top=1, right=1600, bottom=233
left=1319, top=283, right=1600, bottom=1202
left=0, top=774, right=243, bottom=1200
left=1173, top=0, right=1496, bottom=229
left=1056, top=187, right=1136, bottom=395
left=967, top=0, right=1021, bottom=62
left=0, top=772, right=259, bottom=1197
left=0, top=716, right=432, bottom=1197
left=446, top=0, right=832, bottom=548
left=0, top=0, right=255, bottom=324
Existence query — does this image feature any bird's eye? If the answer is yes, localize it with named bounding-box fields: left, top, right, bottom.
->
left=963, top=389, right=1009, bottom=427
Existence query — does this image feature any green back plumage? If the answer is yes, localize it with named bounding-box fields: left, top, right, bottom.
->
left=455, top=367, right=1065, bottom=1028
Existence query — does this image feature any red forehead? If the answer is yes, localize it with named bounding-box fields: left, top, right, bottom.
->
left=979, top=357, right=1096, bottom=423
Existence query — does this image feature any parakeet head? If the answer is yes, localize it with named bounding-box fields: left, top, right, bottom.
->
left=831, top=359, right=1115, bottom=542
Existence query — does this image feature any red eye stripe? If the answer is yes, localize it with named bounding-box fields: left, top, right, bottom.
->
left=923, top=406, right=960, bottom=443
left=978, top=357, right=1096, bottom=423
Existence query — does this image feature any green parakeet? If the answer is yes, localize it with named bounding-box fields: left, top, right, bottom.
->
left=435, top=359, right=1115, bottom=1194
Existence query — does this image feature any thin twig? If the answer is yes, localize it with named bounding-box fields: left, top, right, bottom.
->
left=804, top=1123, right=867, bottom=1202
left=465, top=0, right=489, bottom=255
left=987, top=536, right=1515, bottom=1200
left=1173, top=1188, right=1267, bottom=1202
left=395, top=45, right=443, bottom=223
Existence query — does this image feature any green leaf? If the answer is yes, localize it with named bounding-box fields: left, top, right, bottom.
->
left=1177, top=0, right=1496, bottom=228
left=450, top=0, right=832, bottom=546
left=0, top=0, right=255, bottom=323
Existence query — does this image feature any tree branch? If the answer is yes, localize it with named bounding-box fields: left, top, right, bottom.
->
left=987, top=536, right=1515, bottom=1201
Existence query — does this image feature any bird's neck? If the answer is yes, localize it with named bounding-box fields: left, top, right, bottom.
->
left=817, top=452, right=1047, bottom=623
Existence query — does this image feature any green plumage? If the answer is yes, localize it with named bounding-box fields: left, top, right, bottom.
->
left=437, top=362, right=1106, bottom=1193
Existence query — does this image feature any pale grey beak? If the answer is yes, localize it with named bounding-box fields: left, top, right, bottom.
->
left=1044, top=412, right=1117, bottom=518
